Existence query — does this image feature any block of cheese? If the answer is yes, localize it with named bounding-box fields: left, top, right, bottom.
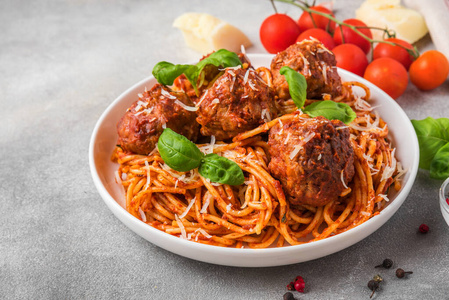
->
left=356, top=0, right=428, bottom=44
left=173, top=13, right=252, bottom=55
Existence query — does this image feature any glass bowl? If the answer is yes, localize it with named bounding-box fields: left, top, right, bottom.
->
left=440, top=177, right=449, bottom=226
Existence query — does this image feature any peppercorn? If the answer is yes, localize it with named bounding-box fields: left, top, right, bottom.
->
left=283, top=292, right=295, bottom=300
left=396, top=268, right=413, bottom=278
left=367, top=279, right=379, bottom=298
left=419, top=224, right=429, bottom=234
left=294, top=278, right=305, bottom=293
left=375, top=258, right=393, bottom=269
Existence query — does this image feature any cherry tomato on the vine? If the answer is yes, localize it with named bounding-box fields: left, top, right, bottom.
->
left=364, top=57, right=408, bottom=100
left=409, top=50, right=449, bottom=90
left=297, top=6, right=336, bottom=33
left=373, top=38, right=415, bottom=70
left=332, top=44, right=368, bottom=77
left=260, top=14, right=300, bottom=54
left=296, top=28, right=335, bottom=50
left=333, top=19, right=372, bottom=54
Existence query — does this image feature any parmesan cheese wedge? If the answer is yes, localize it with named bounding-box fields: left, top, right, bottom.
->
left=173, top=13, right=252, bottom=54
left=356, top=0, right=428, bottom=44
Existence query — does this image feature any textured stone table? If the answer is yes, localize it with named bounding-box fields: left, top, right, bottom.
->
left=2, top=0, right=449, bottom=299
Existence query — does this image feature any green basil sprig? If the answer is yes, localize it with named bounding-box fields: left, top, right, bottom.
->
left=157, top=128, right=204, bottom=172
left=280, top=66, right=307, bottom=109
left=152, top=49, right=241, bottom=94
left=281, top=66, right=356, bottom=124
left=303, top=101, right=357, bottom=124
left=411, top=117, right=449, bottom=179
left=199, top=154, right=245, bottom=186
left=157, top=128, right=244, bottom=185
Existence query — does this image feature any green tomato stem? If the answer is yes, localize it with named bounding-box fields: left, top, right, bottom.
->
left=272, top=0, right=420, bottom=59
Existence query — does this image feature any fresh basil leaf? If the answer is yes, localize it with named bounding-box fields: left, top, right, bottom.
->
left=157, top=128, right=204, bottom=172
left=152, top=61, right=195, bottom=86
left=280, top=66, right=307, bottom=109
left=195, top=49, right=241, bottom=71
left=411, top=117, right=449, bottom=169
left=152, top=49, right=240, bottom=93
left=430, top=142, right=449, bottom=179
left=303, top=101, right=356, bottom=124
left=199, top=153, right=244, bottom=186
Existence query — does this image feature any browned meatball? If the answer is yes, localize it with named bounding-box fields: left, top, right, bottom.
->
left=268, top=116, right=354, bottom=207
left=196, top=67, right=278, bottom=140
left=117, top=83, right=199, bottom=155
left=271, top=39, right=342, bottom=101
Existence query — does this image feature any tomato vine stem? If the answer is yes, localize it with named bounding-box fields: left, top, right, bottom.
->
left=271, top=0, right=420, bottom=58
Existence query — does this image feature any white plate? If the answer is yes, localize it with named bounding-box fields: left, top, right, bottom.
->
left=89, top=54, right=419, bottom=267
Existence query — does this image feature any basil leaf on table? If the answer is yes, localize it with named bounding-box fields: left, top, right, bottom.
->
left=198, top=153, right=245, bottom=186
left=430, top=143, right=449, bottom=179
left=280, top=66, right=307, bottom=109
left=303, top=101, right=357, bottom=124
left=157, top=128, right=204, bottom=172
left=411, top=117, right=449, bottom=170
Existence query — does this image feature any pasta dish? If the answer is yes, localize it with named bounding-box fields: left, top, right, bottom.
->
left=111, top=40, right=406, bottom=248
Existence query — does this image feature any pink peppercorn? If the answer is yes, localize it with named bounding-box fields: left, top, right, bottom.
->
left=294, top=276, right=305, bottom=293
left=419, top=223, right=429, bottom=234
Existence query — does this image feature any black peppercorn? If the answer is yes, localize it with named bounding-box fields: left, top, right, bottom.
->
left=375, top=258, right=393, bottom=269
left=283, top=291, right=295, bottom=300
left=367, top=279, right=379, bottom=298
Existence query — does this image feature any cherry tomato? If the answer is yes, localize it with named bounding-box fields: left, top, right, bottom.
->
left=260, top=14, right=301, bottom=54
left=332, top=44, right=368, bottom=77
left=296, top=28, right=335, bottom=50
left=409, top=50, right=449, bottom=90
left=333, top=19, right=372, bottom=54
left=373, top=38, right=415, bottom=70
left=364, top=57, right=408, bottom=100
left=297, top=6, right=336, bottom=33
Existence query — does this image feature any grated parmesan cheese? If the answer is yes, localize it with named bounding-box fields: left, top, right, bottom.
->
left=261, top=108, right=271, bottom=122
left=161, top=88, right=177, bottom=99
left=243, top=69, right=250, bottom=85
left=144, top=161, right=151, bottom=189
left=200, top=195, right=211, bottom=213
left=378, top=194, right=390, bottom=202
left=303, top=132, right=315, bottom=144
left=341, top=170, right=349, bottom=189
left=174, top=214, right=187, bottom=239
left=284, top=132, right=291, bottom=145
left=278, top=119, right=284, bottom=134
left=138, top=207, right=147, bottom=222
left=174, top=99, right=199, bottom=111
left=289, top=145, right=302, bottom=160
left=381, top=148, right=397, bottom=182
left=179, top=197, right=196, bottom=219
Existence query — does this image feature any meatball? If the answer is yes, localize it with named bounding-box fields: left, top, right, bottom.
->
left=117, top=83, right=199, bottom=155
left=268, top=116, right=355, bottom=207
left=196, top=66, right=278, bottom=140
left=271, top=39, right=342, bottom=101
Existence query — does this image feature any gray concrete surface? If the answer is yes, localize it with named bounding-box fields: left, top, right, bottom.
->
left=1, top=0, right=449, bottom=299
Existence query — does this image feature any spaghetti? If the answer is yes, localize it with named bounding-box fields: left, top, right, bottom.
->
left=112, top=80, right=405, bottom=248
